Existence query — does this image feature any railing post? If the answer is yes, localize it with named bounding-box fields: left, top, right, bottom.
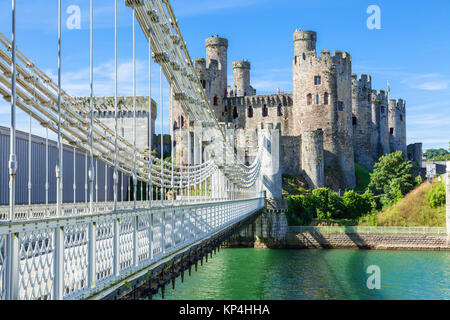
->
left=133, top=214, right=138, bottom=267
left=149, top=212, right=154, bottom=261
left=113, top=218, right=120, bottom=277
left=88, top=222, right=96, bottom=289
left=162, top=212, right=166, bottom=255
left=6, top=232, right=19, bottom=300
left=54, top=226, right=64, bottom=300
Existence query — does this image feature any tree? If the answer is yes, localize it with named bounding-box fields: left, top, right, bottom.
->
left=369, top=151, right=414, bottom=204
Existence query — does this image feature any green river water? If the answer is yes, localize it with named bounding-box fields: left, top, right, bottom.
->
left=153, top=248, right=449, bottom=300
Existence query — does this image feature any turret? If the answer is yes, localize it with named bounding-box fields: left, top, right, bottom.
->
left=205, top=35, right=228, bottom=98
left=293, top=30, right=317, bottom=56
left=352, top=74, right=374, bottom=170
left=388, top=98, right=407, bottom=157
left=232, top=60, right=253, bottom=97
left=301, top=129, right=325, bottom=189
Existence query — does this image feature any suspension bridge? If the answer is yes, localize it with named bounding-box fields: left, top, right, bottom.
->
left=0, top=0, right=281, bottom=300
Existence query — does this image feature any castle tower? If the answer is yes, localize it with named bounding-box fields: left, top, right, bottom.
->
left=352, top=74, right=374, bottom=170
left=301, top=129, right=325, bottom=189
left=232, top=60, right=254, bottom=97
left=205, top=36, right=228, bottom=98
left=292, top=30, right=355, bottom=190
left=371, top=90, right=389, bottom=162
left=388, top=99, right=407, bottom=157
left=294, top=30, right=317, bottom=56
left=77, top=96, right=157, bottom=152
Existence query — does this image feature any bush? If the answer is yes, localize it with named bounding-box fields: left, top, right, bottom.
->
left=369, top=151, right=414, bottom=204
left=311, top=188, right=345, bottom=220
left=286, top=195, right=315, bottom=226
left=426, top=178, right=446, bottom=208
left=342, top=190, right=375, bottom=219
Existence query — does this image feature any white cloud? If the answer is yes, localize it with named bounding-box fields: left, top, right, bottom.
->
left=401, top=73, right=449, bottom=91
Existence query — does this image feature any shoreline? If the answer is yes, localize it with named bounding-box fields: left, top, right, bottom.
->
left=223, top=232, right=450, bottom=251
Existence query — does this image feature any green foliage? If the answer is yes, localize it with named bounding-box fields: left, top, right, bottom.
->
left=414, top=175, right=423, bottom=187
left=164, top=156, right=172, bottom=163
left=311, top=188, right=343, bottom=220
left=286, top=188, right=379, bottom=225
left=426, top=177, right=446, bottom=208
left=354, top=163, right=372, bottom=191
left=423, top=148, right=449, bottom=161
left=286, top=195, right=315, bottom=226
left=369, top=151, right=414, bottom=204
left=343, top=190, right=375, bottom=219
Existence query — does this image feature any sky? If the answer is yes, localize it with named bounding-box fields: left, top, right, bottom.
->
left=0, top=0, right=449, bottom=150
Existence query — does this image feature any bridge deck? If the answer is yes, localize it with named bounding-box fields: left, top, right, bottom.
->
left=0, top=197, right=264, bottom=300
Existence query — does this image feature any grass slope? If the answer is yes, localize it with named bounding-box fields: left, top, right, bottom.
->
left=374, top=178, right=446, bottom=227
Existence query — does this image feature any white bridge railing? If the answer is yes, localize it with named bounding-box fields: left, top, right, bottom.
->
left=0, top=197, right=264, bottom=300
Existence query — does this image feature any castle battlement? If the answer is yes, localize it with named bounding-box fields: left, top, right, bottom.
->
left=352, top=73, right=372, bottom=84
left=389, top=99, right=406, bottom=112
left=205, top=36, right=228, bottom=49
left=224, top=93, right=292, bottom=108
left=232, top=61, right=251, bottom=69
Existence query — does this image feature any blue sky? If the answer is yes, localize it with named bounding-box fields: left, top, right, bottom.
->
left=0, top=0, right=449, bottom=150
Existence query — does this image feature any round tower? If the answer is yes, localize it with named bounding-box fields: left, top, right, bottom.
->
left=232, top=60, right=251, bottom=97
left=352, top=74, right=373, bottom=170
left=388, top=99, right=407, bottom=157
left=371, top=90, right=389, bottom=160
left=293, top=30, right=317, bottom=55
left=301, top=130, right=325, bottom=189
left=293, top=30, right=355, bottom=190
left=205, top=36, right=228, bottom=98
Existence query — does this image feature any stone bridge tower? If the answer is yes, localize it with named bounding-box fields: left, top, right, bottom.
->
left=292, top=30, right=355, bottom=190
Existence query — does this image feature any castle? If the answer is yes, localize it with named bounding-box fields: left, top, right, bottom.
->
left=171, top=30, right=409, bottom=191
left=84, top=30, right=412, bottom=192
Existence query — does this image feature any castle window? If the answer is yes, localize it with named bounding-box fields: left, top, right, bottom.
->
left=316, top=94, right=320, bottom=105
left=233, top=106, right=239, bottom=119
left=201, top=80, right=206, bottom=89
left=400, top=115, right=403, bottom=121
left=381, top=106, right=385, bottom=113
left=314, top=76, right=321, bottom=85
left=307, top=94, right=312, bottom=105
left=352, top=116, right=357, bottom=126
left=390, top=128, right=394, bottom=134
left=337, top=101, right=344, bottom=111
left=213, top=96, right=219, bottom=106
left=121, top=128, right=125, bottom=137
left=277, top=105, right=284, bottom=117
left=262, top=105, right=268, bottom=117
left=324, top=92, right=329, bottom=105
left=180, top=115, right=185, bottom=128
left=248, top=106, right=253, bottom=118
